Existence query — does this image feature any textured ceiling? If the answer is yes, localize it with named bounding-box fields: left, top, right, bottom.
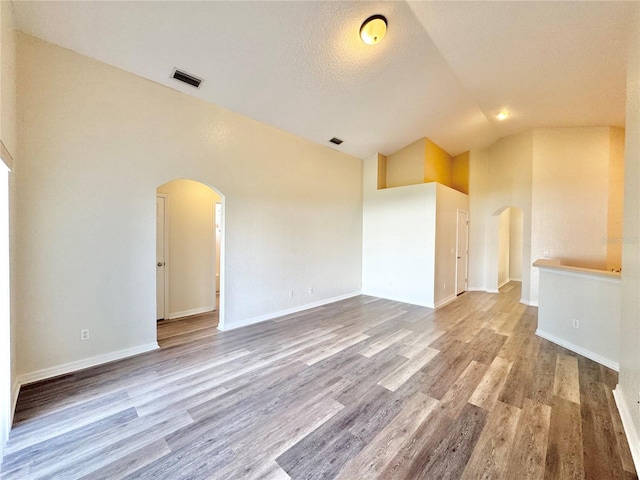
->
left=11, top=1, right=638, bottom=159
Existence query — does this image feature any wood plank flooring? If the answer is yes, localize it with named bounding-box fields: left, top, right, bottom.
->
left=1, top=283, right=637, bottom=479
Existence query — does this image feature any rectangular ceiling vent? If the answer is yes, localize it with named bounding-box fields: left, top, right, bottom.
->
left=329, top=137, right=343, bottom=145
left=171, top=68, right=203, bottom=88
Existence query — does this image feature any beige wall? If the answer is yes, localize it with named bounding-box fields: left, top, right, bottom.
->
left=608, top=127, right=625, bottom=270
left=0, top=0, right=17, bottom=162
left=14, top=34, right=363, bottom=382
left=386, top=138, right=425, bottom=188
left=0, top=0, right=17, bottom=457
left=469, top=127, right=624, bottom=304
left=498, top=209, right=511, bottom=287
left=618, top=5, right=640, bottom=466
left=157, top=179, right=220, bottom=319
left=467, top=148, right=490, bottom=291
left=469, top=132, right=534, bottom=298
left=531, top=127, right=611, bottom=271
left=509, top=207, right=524, bottom=281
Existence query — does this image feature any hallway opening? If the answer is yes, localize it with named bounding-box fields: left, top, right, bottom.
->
left=155, top=179, right=224, bottom=345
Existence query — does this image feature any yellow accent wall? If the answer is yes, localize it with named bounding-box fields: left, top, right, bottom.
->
left=424, top=139, right=453, bottom=186
left=383, top=137, right=468, bottom=195
left=452, top=151, right=470, bottom=194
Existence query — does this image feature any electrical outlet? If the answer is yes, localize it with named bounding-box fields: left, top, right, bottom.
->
left=80, top=329, right=90, bottom=341
left=288, top=290, right=294, bottom=298
left=544, top=250, right=550, bottom=257
left=572, top=319, right=579, bottom=329
left=308, top=287, right=313, bottom=294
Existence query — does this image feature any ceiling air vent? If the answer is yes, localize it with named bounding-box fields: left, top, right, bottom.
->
left=171, top=68, right=203, bottom=88
left=329, top=137, right=343, bottom=145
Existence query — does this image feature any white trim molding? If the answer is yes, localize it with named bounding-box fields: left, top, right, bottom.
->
left=16, top=342, right=159, bottom=387
left=10, top=379, right=19, bottom=426
left=434, top=294, right=457, bottom=309
left=218, top=291, right=362, bottom=331
left=168, top=305, right=215, bottom=320
left=613, top=385, right=640, bottom=472
left=535, top=329, right=618, bottom=371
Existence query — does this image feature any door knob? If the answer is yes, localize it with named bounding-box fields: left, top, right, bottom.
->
left=157, top=262, right=164, bottom=267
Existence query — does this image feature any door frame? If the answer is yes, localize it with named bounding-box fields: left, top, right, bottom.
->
left=156, top=194, right=169, bottom=320
left=455, top=209, right=469, bottom=295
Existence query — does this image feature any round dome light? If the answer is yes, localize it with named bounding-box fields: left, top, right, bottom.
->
left=360, top=15, right=387, bottom=45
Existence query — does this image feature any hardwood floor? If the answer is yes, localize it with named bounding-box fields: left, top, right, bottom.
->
left=2, top=283, right=637, bottom=479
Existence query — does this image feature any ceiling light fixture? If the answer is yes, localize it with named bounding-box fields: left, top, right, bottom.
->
left=496, top=111, right=510, bottom=121
left=360, top=15, right=387, bottom=45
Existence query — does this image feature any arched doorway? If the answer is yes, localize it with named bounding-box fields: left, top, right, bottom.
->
left=155, top=179, right=224, bottom=345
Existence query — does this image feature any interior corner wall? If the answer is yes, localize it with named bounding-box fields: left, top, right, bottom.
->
left=157, top=179, right=221, bottom=319
left=0, top=0, right=18, bottom=458
left=386, top=138, right=425, bottom=188
left=14, top=33, right=363, bottom=382
left=509, top=207, right=524, bottom=281
left=467, top=148, right=489, bottom=291
left=498, top=209, right=511, bottom=288
left=608, top=127, right=625, bottom=270
left=434, top=183, right=469, bottom=307
left=618, top=3, right=640, bottom=467
left=452, top=151, right=470, bottom=194
left=362, top=154, right=436, bottom=307
left=0, top=2, right=16, bottom=159
left=424, top=139, right=453, bottom=186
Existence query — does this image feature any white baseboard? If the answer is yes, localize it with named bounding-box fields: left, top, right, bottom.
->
left=498, top=279, right=510, bottom=288
left=434, top=294, right=457, bottom=309
left=0, top=379, right=20, bottom=463
left=520, top=299, right=538, bottom=307
left=466, top=287, right=501, bottom=294
left=535, top=329, right=618, bottom=371
left=361, top=290, right=435, bottom=309
left=16, top=342, right=159, bottom=387
left=218, top=291, right=362, bottom=331
left=168, top=305, right=215, bottom=320
left=10, top=379, right=19, bottom=426
left=613, top=385, right=640, bottom=473
left=509, top=277, right=523, bottom=282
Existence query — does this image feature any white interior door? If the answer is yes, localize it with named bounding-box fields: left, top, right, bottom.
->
left=156, top=196, right=166, bottom=320
left=456, top=210, right=469, bottom=295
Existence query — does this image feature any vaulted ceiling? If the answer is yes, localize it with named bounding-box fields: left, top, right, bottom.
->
left=11, top=1, right=637, bottom=159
